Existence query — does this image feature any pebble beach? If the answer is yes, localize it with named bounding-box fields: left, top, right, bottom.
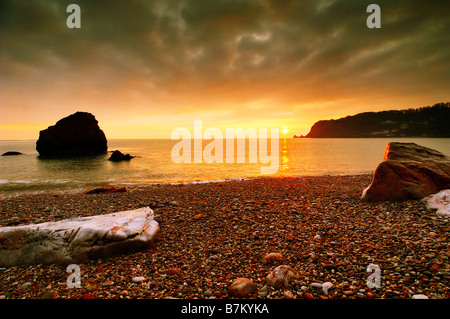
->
left=0, top=174, right=449, bottom=299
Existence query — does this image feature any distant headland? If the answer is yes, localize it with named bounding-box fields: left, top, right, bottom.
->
left=298, top=102, right=450, bottom=138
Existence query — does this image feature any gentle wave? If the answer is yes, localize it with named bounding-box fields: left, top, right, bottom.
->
left=1, top=179, right=73, bottom=185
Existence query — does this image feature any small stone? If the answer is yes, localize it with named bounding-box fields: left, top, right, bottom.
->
left=304, top=292, right=314, bottom=299
left=85, top=284, right=96, bottom=292
left=166, top=268, right=179, bottom=275
left=257, top=286, right=269, bottom=298
left=21, top=282, right=32, bottom=288
left=132, top=276, right=145, bottom=283
left=436, top=271, right=450, bottom=277
left=81, top=293, right=96, bottom=299
left=204, top=289, right=212, bottom=297
left=412, top=294, right=428, bottom=299
left=266, top=265, right=299, bottom=289
left=311, top=283, right=323, bottom=289
left=193, top=214, right=203, bottom=220
left=322, top=282, right=333, bottom=295
left=228, top=278, right=257, bottom=298
left=262, top=252, right=283, bottom=263
left=283, top=290, right=294, bottom=299
left=314, top=234, right=321, bottom=240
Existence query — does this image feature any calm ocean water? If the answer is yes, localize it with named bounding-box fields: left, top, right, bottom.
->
left=1, top=138, right=449, bottom=195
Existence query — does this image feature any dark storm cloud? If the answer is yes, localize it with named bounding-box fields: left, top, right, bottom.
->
left=0, top=0, right=449, bottom=121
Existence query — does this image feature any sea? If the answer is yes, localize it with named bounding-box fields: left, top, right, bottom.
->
left=1, top=138, right=449, bottom=196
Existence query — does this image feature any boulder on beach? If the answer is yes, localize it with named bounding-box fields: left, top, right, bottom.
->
left=361, top=142, right=450, bottom=201
left=36, top=112, right=107, bottom=157
left=1, top=151, right=23, bottom=156
left=108, top=150, right=135, bottom=161
left=0, top=207, right=159, bottom=267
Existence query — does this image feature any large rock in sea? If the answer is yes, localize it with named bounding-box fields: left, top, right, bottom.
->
left=0, top=207, right=159, bottom=267
left=361, top=142, right=450, bottom=201
left=36, top=112, right=107, bottom=157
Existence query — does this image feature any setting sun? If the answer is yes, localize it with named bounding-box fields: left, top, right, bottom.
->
left=282, top=127, right=289, bottom=135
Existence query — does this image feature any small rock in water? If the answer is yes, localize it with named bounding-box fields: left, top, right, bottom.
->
left=1, top=151, right=23, bottom=156
left=108, top=150, right=135, bottom=161
left=86, top=185, right=127, bottom=194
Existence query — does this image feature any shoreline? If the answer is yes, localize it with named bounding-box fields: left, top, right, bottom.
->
left=0, top=174, right=449, bottom=299
left=0, top=172, right=374, bottom=199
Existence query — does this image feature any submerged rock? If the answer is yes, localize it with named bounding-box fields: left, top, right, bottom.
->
left=1, top=151, right=23, bottom=156
left=0, top=207, right=158, bottom=267
left=36, top=112, right=107, bottom=157
left=362, top=142, right=450, bottom=201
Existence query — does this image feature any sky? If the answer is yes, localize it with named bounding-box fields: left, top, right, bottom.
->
left=0, top=0, right=449, bottom=139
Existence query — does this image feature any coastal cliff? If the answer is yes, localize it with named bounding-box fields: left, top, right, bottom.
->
left=304, top=102, right=450, bottom=138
